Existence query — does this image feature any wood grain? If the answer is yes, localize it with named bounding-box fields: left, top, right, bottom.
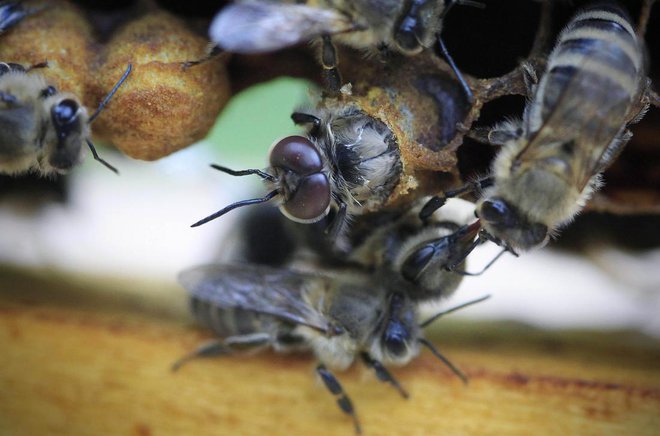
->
left=0, top=266, right=658, bottom=435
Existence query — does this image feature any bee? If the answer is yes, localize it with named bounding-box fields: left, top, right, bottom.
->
left=221, top=196, right=498, bottom=306
left=0, top=1, right=43, bottom=35
left=424, top=3, right=652, bottom=252
left=208, top=0, right=480, bottom=95
left=191, top=105, right=404, bottom=238
left=173, top=262, right=488, bottom=434
left=0, top=62, right=132, bottom=175
left=346, top=198, right=500, bottom=302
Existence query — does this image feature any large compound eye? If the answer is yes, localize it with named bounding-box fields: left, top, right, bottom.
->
left=269, top=135, right=322, bottom=175
left=281, top=173, right=331, bottom=223
left=478, top=198, right=516, bottom=227
left=52, top=99, right=79, bottom=126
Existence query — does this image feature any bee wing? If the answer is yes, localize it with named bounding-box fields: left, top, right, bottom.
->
left=516, top=56, right=635, bottom=191
left=209, top=2, right=357, bottom=54
left=178, top=264, right=330, bottom=333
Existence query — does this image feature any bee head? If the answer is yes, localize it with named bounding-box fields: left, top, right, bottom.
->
left=45, top=97, right=87, bottom=173
left=269, top=135, right=331, bottom=223
left=477, top=196, right=548, bottom=251
left=398, top=221, right=479, bottom=300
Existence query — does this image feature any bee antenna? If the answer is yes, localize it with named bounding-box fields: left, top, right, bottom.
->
left=86, top=139, right=119, bottom=174
left=452, top=248, right=507, bottom=276
left=419, top=295, right=490, bottom=328
left=191, top=189, right=279, bottom=227
left=209, top=164, right=275, bottom=182
left=418, top=338, right=468, bottom=384
left=88, top=64, right=132, bottom=124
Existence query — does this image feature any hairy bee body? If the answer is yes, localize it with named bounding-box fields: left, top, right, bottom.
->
left=476, top=3, right=648, bottom=251
left=0, top=62, right=130, bottom=176
left=331, top=0, right=443, bottom=55
left=211, top=0, right=445, bottom=56
left=348, top=198, right=477, bottom=301
left=294, top=105, right=403, bottom=219
left=181, top=264, right=421, bottom=370
left=0, top=64, right=91, bottom=175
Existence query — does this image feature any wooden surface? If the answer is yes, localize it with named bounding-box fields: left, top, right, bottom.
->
left=0, top=265, right=659, bottom=435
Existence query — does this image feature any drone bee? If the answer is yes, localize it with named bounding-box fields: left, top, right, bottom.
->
left=192, top=104, right=403, bottom=237
left=208, top=0, right=479, bottom=94
left=423, top=3, right=651, bottom=252
left=174, top=262, right=488, bottom=434
left=0, top=1, right=43, bottom=35
left=0, top=62, right=131, bottom=175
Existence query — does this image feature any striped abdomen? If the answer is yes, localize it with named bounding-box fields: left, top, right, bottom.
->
left=190, top=296, right=270, bottom=338
left=536, top=4, right=644, bottom=124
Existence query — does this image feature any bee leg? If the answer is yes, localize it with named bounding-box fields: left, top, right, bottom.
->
left=320, top=35, right=342, bottom=95
left=291, top=112, right=321, bottom=136
left=647, top=88, right=660, bottom=109
left=419, top=177, right=493, bottom=221
left=486, top=119, right=524, bottom=146
left=316, top=364, right=362, bottom=434
left=324, top=199, right=347, bottom=240
left=464, top=126, right=491, bottom=144
left=360, top=353, right=409, bottom=399
left=637, top=0, right=657, bottom=38
left=528, top=0, right=554, bottom=59
left=434, top=35, right=473, bottom=104
left=593, top=130, right=633, bottom=175
left=181, top=44, right=225, bottom=70
left=521, top=61, right=539, bottom=95
left=171, top=340, right=231, bottom=372
left=26, top=61, right=49, bottom=72
left=171, top=333, right=271, bottom=372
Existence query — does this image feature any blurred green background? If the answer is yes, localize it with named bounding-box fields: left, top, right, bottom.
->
left=205, top=77, right=315, bottom=164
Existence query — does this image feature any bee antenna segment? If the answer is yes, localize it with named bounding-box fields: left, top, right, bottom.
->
left=209, top=164, right=276, bottom=182
left=191, top=190, right=279, bottom=227
left=88, top=64, right=132, bottom=124
left=418, top=338, right=468, bottom=384
left=86, top=139, right=119, bottom=174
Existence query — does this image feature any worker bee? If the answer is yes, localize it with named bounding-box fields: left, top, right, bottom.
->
left=346, top=198, right=496, bottom=301
left=424, top=3, right=652, bottom=252
left=0, top=62, right=132, bottom=175
left=208, top=0, right=479, bottom=94
left=0, top=1, right=43, bottom=35
left=220, top=196, right=497, bottom=306
left=191, top=105, right=403, bottom=238
left=173, top=262, right=488, bottom=434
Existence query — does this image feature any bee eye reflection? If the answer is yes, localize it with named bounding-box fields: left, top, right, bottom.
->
left=269, top=135, right=323, bottom=175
